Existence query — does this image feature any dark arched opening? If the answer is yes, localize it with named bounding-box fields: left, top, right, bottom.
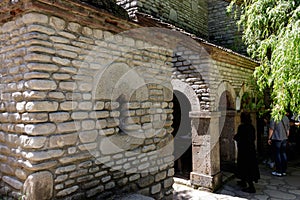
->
left=219, top=90, right=236, bottom=172
left=172, top=90, right=192, bottom=179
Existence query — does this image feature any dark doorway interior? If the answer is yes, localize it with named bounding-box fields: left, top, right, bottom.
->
left=219, top=91, right=236, bottom=173
left=172, top=91, right=192, bottom=179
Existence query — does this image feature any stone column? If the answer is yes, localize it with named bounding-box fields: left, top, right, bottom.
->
left=189, top=111, right=222, bottom=191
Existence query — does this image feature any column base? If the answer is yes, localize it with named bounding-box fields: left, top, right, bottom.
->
left=190, top=172, right=222, bottom=192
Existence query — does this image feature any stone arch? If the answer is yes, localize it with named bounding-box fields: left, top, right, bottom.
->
left=171, top=79, right=200, bottom=113
left=215, top=81, right=237, bottom=111
left=216, top=81, right=237, bottom=172
left=171, top=79, right=200, bottom=178
left=171, top=50, right=211, bottom=112
left=237, top=84, right=255, bottom=111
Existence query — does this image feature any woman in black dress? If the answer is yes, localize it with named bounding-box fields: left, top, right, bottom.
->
left=234, top=112, right=260, bottom=193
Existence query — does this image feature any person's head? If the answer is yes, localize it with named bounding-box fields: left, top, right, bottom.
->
left=241, top=112, right=252, bottom=124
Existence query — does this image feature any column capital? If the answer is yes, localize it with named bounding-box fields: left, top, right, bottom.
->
left=220, top=110, right=237, bottom=116
left=189, top=111, right=221, bottom=119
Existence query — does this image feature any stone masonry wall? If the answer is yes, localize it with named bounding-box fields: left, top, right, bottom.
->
left=208, top=0, right=247, bottom=55
left=211, top=59, right=256, bottom=111
left=117, top=0, right=247, bottom=55
left=0, top=1, right=175, bottom=199
left=171, top=47, right=210, bottom=112
left=116, top=0, right=209, bottom=39
left=171, top=44, right=256, bottom=112
left=0, top=0, right=259, bottom=198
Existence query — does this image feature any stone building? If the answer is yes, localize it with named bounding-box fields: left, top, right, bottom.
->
left=0, top=0, right=259, bottom=199
left=116, top=0, right=259, bottom=193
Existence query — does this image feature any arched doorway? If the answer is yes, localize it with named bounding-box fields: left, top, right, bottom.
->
left=172, top=90, right=192, bottom=179
left=171, top=79, right=201, bottom=180
left=219, top=90, right=236, bottom=172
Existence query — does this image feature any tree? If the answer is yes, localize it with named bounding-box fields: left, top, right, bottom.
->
left=228, top=0, right=300, bottom=120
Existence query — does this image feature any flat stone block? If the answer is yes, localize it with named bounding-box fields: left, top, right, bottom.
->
left=56, top=185, right=79, bottom=197
left=49, top=16, right=66, bottom=30
left=22, top=149, right=64, bottom=162
left=27, top=24, right=55, bottom=35
left=49, top=112, right=70, bottom=122
left=56, top=122, right=78, bottom=133
left=22, top=12, right=48, bottom=24
left=24, top=123, right=56, bottom=136
left=19, top=135, right=47, bottom=149
left=25, top=101, right=59, bottom=112
left=79, top=130, right=98, bottom=143
left=151, top=183, right=161, bottom=194
left=50, top=133, right=78, bottom=148
left=190, top=172, right=222, bottom=192
left=2, top=176, right=22, bottom=190
left=137, top=176, right=154, bottom=188
left=22, top=113, right=48, bottom=123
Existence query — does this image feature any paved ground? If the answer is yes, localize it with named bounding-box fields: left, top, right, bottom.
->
left=173, top=156, right=300, bottom=200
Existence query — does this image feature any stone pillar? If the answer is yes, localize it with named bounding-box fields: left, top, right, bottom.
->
left=189, top=111, right=222, bottom=191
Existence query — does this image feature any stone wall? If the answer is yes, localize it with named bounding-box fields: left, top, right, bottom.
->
left=0, top=0, right=175, bottom=199
left=0, top=0, right=260, bottom=198
left=116, top=0, right=209, bottom=39
left=117, top=0, right=247, bottom=55
left=208, top=0, right=247, bottom=55
left=171, top=47, right=210, bottom=112
left=171, top=44, right=256, bottom=112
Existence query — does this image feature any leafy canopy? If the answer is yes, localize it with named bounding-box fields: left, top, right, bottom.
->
left=228, top=0, right=300, bottom=121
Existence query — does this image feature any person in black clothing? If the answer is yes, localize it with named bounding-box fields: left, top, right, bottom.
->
left=234, top=112, right=260, bottom=193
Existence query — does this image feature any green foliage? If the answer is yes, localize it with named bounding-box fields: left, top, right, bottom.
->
left=239, top=75, right=266, bottom=113
left=228, top=0, right=300, bottom=121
